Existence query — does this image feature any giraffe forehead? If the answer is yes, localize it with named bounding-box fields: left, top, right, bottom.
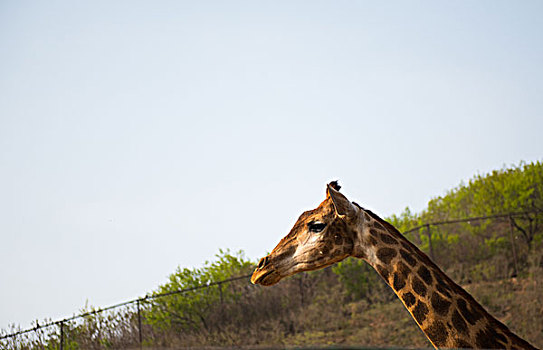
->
left=270, top=206, right=338, bottom=255
left=278, top=207, right=336, bottom=246
left=294, top=205, right=335, bottom=225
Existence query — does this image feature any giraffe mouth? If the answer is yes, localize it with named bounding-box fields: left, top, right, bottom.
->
left=251, top=254, right=341, bottom=286
left=251, top=267, right=282, bottom=286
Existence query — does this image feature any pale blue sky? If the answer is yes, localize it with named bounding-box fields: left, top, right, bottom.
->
left=1, top=1, right=542, bottom=330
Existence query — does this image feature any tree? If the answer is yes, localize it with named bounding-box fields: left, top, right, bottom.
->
left=422, top=161, right=543, bottom=248
left=332, top=257, right=394, bottom=303
left=145, top=249, right=254, bottom=336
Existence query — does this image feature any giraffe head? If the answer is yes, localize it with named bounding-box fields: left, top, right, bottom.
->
left=251, top=181, right=363, bottom=286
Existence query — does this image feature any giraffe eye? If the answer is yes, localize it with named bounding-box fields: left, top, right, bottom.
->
left=308, top=221, right=326, bottom=233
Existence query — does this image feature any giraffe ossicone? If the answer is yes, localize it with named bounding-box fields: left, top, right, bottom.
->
left=251, top=182, right=537, bottom=350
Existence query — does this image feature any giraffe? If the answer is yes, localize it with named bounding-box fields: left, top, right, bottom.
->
left=251, top=182, right=537, bottom=349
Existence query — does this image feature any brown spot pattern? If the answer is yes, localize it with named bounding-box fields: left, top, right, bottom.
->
left=436, top=282, right=452, bottom=299
left=417, top=265, right=433, bottom=284
left=372, top=220, right=386, bottom=230
left=380, top=233, right=399, bottom=245
left=402, top=292, right=416, bottom=307
left=376, top=247, right=397, bottom=264
left=425, top=321, right=448, bottom=346
left=376, top=265, right=389, bottom=281
left=451, top=310, right=468, bottom=334
left=400, top=249, right=417, bottom=266
left=320, top=245, right=330, bottom=256
left=434, top=273, right=453, bottom=298
left=457, top=298, right=482, bottom=325
left=412, top=276, right=427, bottom=297
left=511, top=334, right=537, bottom=349
left=494, top=330, right=508, bottom=344
left=475, top=327, right=503, bottom=349
left=412, top=301, right=429, bottom=324
left=396, top=261, right=411, bottom=279
left=431, top=292, right=451, bottom=316
left=341, top=237, right=353, bottom=254
left=400, top=241, right=413, bottom=252
left=393, top=272, right=406, bottom=290
left=454, top=338, right=472, bottom=349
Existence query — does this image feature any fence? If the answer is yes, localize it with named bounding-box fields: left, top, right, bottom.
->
left=401, top=210, right=538, bottom=276
left=0, top=274, right=251, bottom=349
left=1, top=210, right=540, bottom=349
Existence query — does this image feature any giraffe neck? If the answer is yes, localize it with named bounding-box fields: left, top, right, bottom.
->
left=355, top=209, right=536, bottom=349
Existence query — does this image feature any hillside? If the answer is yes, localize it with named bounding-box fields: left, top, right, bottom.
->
left=2, top=161, right=542, bottom=349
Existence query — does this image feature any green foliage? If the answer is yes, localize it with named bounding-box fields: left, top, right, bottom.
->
left=145, top=249, right=254, bottom=333
left=388, top=161, right=543, bottom=281
left=332, top=257, right=393, bottom=302
left=422, top=161, right=543, bottom=247
left=387, top=206, right=418, bottom=233
left=332, top=258, right=370, bottom=301
left=334, top=161, right=543, bottom=291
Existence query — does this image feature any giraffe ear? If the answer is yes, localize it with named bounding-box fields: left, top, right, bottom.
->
left=327, top=182, right=356, bottom=218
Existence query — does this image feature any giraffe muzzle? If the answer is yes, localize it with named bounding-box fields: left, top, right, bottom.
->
left=251, top=255, right=283, bottom=286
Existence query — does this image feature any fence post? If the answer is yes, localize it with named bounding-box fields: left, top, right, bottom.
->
left=59, top=321, right=64, bottom=350
left=426, top=224, right=435, bottom=261
left=508, top=216, right=519, bottom=277
left=218, top=282, right=223, bottom=305
left=137, top=300, right=143, bottom=350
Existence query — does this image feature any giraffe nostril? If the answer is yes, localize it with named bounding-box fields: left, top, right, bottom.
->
left=258, top=256, right=269, bottom=269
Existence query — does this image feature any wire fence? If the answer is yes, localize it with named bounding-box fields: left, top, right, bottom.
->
left=0, top=274, right=251, bottom=349
left=401, top=210, right=539, bottom=275
left=1, top=210, right=540, bottom=349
